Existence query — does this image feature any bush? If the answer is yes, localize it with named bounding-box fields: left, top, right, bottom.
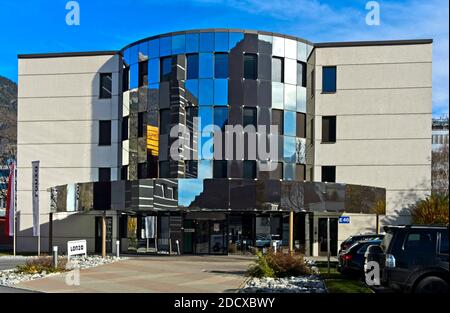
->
left=15, top=256, right=68, bottom=274
left=247, top=250, right=310, bottom=278
left=409, top=193, right=449, bottom=225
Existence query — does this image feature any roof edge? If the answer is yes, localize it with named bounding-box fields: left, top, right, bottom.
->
left=314, top=39, right=433, bottom=48
left=18, top=51, right=118, bottom=59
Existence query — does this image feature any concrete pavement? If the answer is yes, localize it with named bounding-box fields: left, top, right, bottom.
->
left=16, top=255, right=254, bottom=293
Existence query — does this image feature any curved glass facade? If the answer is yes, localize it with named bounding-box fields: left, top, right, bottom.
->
left=120, top=29, right=314, bottom=181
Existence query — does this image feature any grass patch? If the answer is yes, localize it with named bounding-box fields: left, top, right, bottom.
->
left=316, top=262, right=373, bottom=293
left=247, top=250, right=311, bottom=278
left=15, top=256, right=68, bottom=274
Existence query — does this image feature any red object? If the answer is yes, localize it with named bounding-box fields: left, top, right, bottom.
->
left=343, top=254, right=353, bottom=261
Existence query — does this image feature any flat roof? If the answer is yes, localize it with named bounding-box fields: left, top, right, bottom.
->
left=17, top=50, right=118, bottom=59
left=314, top=39, right=433, bottom=48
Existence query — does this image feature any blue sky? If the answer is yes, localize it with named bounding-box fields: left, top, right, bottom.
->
left=0, top=0, right=448, bottom=116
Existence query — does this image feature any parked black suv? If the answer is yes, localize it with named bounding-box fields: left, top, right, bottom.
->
left=366, top=225, right=449, bottom=293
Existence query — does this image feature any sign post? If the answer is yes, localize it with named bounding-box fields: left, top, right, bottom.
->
left=31, top=161, right=40, bottom=256
left=67, top=239, right=87, bottom=261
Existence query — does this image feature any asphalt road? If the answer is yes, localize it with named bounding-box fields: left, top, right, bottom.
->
left=0, top=285, right=36, bottom=293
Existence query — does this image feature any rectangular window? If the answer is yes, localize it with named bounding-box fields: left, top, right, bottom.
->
left=214, top=53, right=229, bottom=79
left=297, top=61, right=307, bottom=87
left=98, top=168, right=111, bottom=182
left=99, top=120, right=111, bottom=146
left=272, top=57, right=284, bottom=83
left=160, top=109, right=171, bottom=135
left=138, top=60, right=148, bottom=87
left=160, top=57, right=172, bottom=82
left=138, top=112, right=145, bottom=137
left=214, top=107, right=228, bottom=131
left=122, top=66, right=129, bottom=92
left=321, top=166, right=335, bottom=183
left=272, top=109, right=284, bottom=135
left=322, top=116, right=336, bottom=143
left=243, top=107, right=257, bottom=128
left=99, top=73, right=112, bottom=99
left=138, top=162, right=147, bottom=179
left=244, top=54, right=257, bottom=80
left=121, top=116, right=129, bottom=141
left=311, top=69, right=315, bottom=97
left=185, top=160, right=198, bottom=178
left=322, top=66, right=336, bottom=93
left=213, top=160, right=228, bottom=178
left=243, top=160, right=256, bottom=179
left=186, top=54, right=199, bottom=79
left=296, top=113, right=306, bottom=138
left=296, top=164, right=306, bottom=180
left=121, top=165, right=128, bottom=180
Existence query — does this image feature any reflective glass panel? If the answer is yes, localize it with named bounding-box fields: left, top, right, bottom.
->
left=198, top=132, right=214, bottom=160
left=243, top=160, right=257, bottom=179
left=198, top=160, right=213, bottom=178
left=214, top=107, right=228, bottom=130
left=284, top=163, right=295, bottom=180
left=296, top=138, right=306, bottom=164
left=198, top=106, right=213, bottom=131
left=284, top=111, right=296, bottom=136
left=199, top=53, right=214, bottom=78
left=199, top=79, right=214, bottom=105
left=178, top=179, right=204, bottom=208
left=187, top=54, right=199, bottom=79
left=272, top=57, right=283, bottom=82
left=296, top=86, right=306, bottom=112
left=130, top=44, right=139, bottom=64
left=272, top=82, right=284, bottom=109
left=272, top=36, right=285, bottom=57
left=284, top=84, right=296, bottom=111
left=186, top=33, right=199, bottom=53
left=285, top=58, right=297, bottom=85
left=215, top=32, right=229, bottom=52
left=159, top=36, right=172, bottom=57
left=229, top=32, right=244, bottom=50
left=214, top=53, right=229, bottom=78
left=297, top=61, right=306, bottom=87
left=213, top=79, right=228, bottom=106
left=185, top=79, right=199, bottom=99
left=123, top=47, right=131, bottom=65
left=284, top=136, right=296, bottom=162
left=160, top=57, right=172, bottom=82
left=129, top=63, right=138, bottom=89
left=297, top=42, right=307, bottom=62
left=285, top=39, right=297, bottom=59
left=138, top=41, right=149, bottom=61
left=199, top=32, right=214, bottom=52
left=148, top=39, right=159, bottom=58
left=244, top=54, right=257, bottom=80
left=172, top=34, right=186, bottom=54
left=148, top=58, right=159, bottom=84
left=243, top=107, right=257, bottom=128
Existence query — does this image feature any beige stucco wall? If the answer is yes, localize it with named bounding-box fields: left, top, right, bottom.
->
left=17, top=54, right=120, bottom=252
left=313, top=43, right=432, bottom=228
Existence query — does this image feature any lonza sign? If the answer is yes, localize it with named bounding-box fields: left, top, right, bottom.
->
left=169, top=119, right=282, bottom=172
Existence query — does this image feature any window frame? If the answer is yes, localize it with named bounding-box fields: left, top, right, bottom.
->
left=322, top=66, right=337, bottom=93
left=98, top=120, right=112, bottom=146
left=322, top=116, right=337, bottom=143
left=243, top=53, right=258, bottom=80
left=99, top=72, right=112, bottom=99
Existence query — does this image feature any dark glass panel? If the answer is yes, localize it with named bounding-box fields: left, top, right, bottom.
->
left=243, top=54, right=257, bottom=80
left=160, top=109, right=171, bottom=135
left=214, top=53, right=229, bottom=78
left=322, top=116, right=336, bottom=143
left=322, top=66, right=337, bottom=93
left=321, top=166, right=336, bottom=182
left=243, top=107, right=257, bottom=128
left=213, top=160, right=228, bottom=178
left=121, top=116, right=129, bottom=141
left=186, top=33, right=199, bottom=53
left=296, top=112, right=306, bottom=138
left=296, top=164, right=306, bottom=180
left=99, top=73, right=112, bottom=99
left=138, top=61, right=148, bottom=87
left=271, top=109, right=283, bottom=135
left=199, top=32, right=214, bottom=52
left=297, top=61, right=307, bottom=87
left=243, top=79, right=257, bottom=107
left=99, top=120, right=111, bottom=146
left=160, top=57, right=172, bottom=82
left=214, top=107, right=228, bottom=131
left=186, top=54, right=199, bottom=79
left=243, top=160, right=256, bottom=179
left=215, top=32, right=229, bottom=52
left=98, top=168, right=111, bottom=182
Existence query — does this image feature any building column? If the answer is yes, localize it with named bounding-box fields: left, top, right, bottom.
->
left=289, top=211, right=294, bottom=255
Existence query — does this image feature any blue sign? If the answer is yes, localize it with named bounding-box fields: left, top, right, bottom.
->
left=339, top=216, right=350, bottom=224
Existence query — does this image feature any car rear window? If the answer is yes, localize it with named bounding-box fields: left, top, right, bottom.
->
left=403, top=231, right=435, bottom=252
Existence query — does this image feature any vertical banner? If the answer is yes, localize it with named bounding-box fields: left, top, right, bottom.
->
left=32, top=161, right=40, bottom=237
left=144, top=216, right=156, bottom=239
left=5, top=162, right=15, bottom=237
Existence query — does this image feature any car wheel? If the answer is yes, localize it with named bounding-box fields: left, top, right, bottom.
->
left=414, top=276, right=448, bottom=294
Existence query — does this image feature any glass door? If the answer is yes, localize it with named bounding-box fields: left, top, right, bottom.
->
left=195, top=220, right=209, bottom=254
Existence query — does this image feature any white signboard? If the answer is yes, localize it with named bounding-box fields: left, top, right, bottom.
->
left=67, top=239, right=87, bottom=260
left=32, top=161, right=40, bottom=237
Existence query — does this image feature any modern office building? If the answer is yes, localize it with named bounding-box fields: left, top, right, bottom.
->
left=16, top=29, right=432, bottom=256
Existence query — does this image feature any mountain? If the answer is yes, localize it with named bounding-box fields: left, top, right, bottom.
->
left=0, top=76, right=17, bottom=110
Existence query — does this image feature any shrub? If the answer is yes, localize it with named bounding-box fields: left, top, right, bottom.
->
left=15, top=256, right=68, bottom=274
left=247, top=250, right=310, bottom=278
left=409, top=193, right=449, bottom=225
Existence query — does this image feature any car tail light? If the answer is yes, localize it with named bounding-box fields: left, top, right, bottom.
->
left=344, top=254, right=352, bottom=261
left=385, top=254, right=396, bottom=268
